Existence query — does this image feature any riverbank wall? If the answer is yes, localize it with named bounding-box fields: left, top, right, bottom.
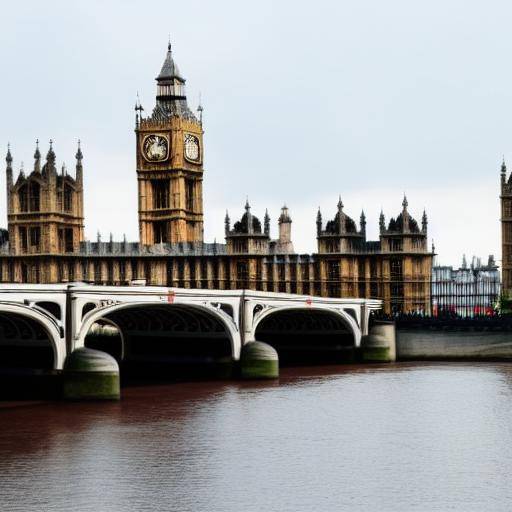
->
left=397, top=330, right=512, bottom=360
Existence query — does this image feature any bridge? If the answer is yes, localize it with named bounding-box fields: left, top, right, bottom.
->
left=0, top=284, right=385, bottom=369
left=0, top=284, right=392, bottom=398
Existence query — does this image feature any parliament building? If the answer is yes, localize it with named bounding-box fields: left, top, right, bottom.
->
left=1, top=44, right=434, bottom=314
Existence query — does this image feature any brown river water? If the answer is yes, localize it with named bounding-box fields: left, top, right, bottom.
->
left=1, top=363, right=512, bottom=512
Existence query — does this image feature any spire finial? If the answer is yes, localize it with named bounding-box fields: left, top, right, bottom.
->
left=402, top=194, right=408, bottom=209
left=6, top=143, right=12, bottom=165
left=46, top=139, right=56, bottom=165
left=224, top=210, right=230, bottom=234
left=501, top=156, right=507, bottom=175
left=33, top=139, right=41, bottom=172
left=197, top=92, right=204, bottom=123
left=264, top=208, right=270, bottom=235
left=379, top=209, right=385, bottom=232
left=316, top=206, right=322, bottom=234
left=168, top=35, right=171, bottom=51
left=337, top=195, right=343, bottom=211
left=245, top=197, right=250, bottom=211
left=76, top=139, right=83, bottom=161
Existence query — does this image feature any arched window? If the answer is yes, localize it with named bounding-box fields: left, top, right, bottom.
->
left=29, top=182, right=40, bottom=211
left=18, top=185, right=28, bottom=212
left=64, top=185, right=73, bottom=212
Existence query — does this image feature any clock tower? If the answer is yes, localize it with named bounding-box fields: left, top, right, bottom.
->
left=136, top=43, right=204, bottom=245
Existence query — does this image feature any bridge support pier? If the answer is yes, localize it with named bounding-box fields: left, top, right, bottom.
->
left=360, top=321, right=396, bottom=363
left=62, top=347, right=120, bottom=400
left=240, top=341, right=279, bottom=379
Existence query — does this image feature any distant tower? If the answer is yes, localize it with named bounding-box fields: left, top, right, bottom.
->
left=316, top=198, right=365, bottom=253
left=225, top=200, right=270, bottom=254
left=6, top=140, right=84, bottom=256
left=277, top=205, right=294, bottom=253
left=500, top=158, right=512, bottom=294
left=136, top=42, right=204, bottom=245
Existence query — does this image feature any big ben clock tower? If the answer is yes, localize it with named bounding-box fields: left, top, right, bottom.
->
left=136, top=43, right=204, bottom=245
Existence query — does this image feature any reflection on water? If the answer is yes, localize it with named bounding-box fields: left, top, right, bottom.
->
left=2, top=363, right=512, bottom=512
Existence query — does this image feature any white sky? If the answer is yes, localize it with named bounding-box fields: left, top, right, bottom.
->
left=0, top=0, right=508, bottom=267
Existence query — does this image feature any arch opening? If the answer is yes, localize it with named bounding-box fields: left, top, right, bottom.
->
left=84, top=304, right=234, bottom=379
left=254, top=308, right=356, bottom=365
left=0, top=312, right=55, bottom=371
left=0, top=311, right=59, bottom=399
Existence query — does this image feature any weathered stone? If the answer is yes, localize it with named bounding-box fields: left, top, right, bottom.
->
left=240, top=341, right=279, bottom=379
left=63, top=347, right=120, bottom=400
left=361, top=322, right=396, bottom=363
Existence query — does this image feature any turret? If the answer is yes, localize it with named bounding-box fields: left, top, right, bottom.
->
left=225, top=200, right=269, bottom=255
left=317, top=199, right=365, bottom=253
left=278, top=205, right=292, bottom=245
left=379, top=210, right=385, bottom=233
left=245, top=199, right=253, bottom=235
left=75, top=139, right=83, bottom=185
left=224, top=211, right=230, bottom=235
left=337, top=196, right=344, bottom=234
left=43, top=139, right=57, bottom=181
left=6, top=144, right=13, bottom=212
left=264, top=209, right=270, bottom=236
left=197, top=95, right=204, bottom=125
left=401, top=195, right=410, bottom=233
left=6, top=143, right=13, bottom=189
left=360, top=210, right=366, bottom=237
left=316, top=207, right=322, bottom=235
left=33, top=140, right=41, bottom=174
left=422, top=209, right=428, bottom=233
left=501, top=157, right=507, bottom=187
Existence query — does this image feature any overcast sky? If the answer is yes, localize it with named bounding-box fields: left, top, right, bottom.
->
left=0, top=0, right=509, bottom=266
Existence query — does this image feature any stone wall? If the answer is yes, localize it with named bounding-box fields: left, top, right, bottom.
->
left=397, top=330, right=512, bottom=360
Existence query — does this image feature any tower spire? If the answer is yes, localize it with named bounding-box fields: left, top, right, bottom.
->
left=197, top=92, right=203, bottom=124
left=422, top=209, right=428, bottom=232
left=264, top=209, right=270, bottom=235
left=224, top=210, right=230, bottom=235
left=46, top=139, right=56, bottom=167
left=5, top=143, right=13, bottom=214
left=379, top=209, right=385, bottom=233
left=245, top=198, right=253, bottom=234
left=75, top=139, right=83, bottom=184
left=316, top=207, right=322, bottom=235
left=360, top=210, right=366, bottom=236
left=135, top=92, right=144, bottom=128
left=34, top=139, right=41, bottom=173
left=6, top=143, right=12, bottom=169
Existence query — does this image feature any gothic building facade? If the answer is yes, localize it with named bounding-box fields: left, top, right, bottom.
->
left=501, top=160, right=512, bottom=295
left=1, top=44, right=434, bottom=314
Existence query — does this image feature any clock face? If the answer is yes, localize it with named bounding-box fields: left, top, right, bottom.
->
left=142, top=134, right=169, bottom=162
left=184, top=134, right=200, bottom=163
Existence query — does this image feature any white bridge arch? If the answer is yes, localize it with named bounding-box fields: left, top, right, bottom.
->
left=0, top=284, right=381, bottom=369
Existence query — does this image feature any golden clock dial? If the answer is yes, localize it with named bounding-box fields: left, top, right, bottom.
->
left=143, top=135, right=169, bottom=162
